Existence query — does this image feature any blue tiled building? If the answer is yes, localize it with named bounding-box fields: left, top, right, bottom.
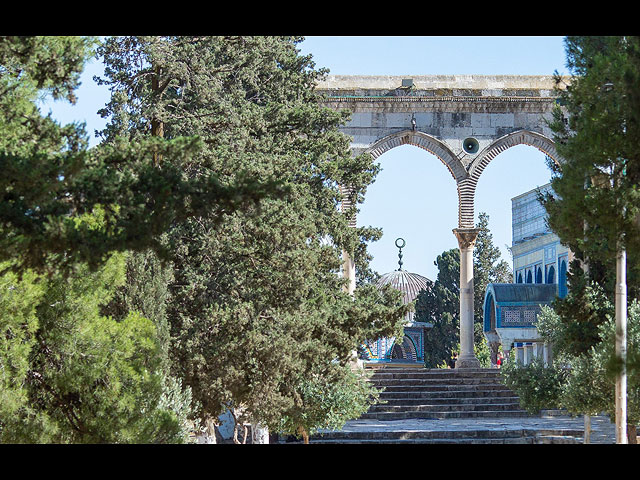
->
left=483, top=183, right=570, bottom=365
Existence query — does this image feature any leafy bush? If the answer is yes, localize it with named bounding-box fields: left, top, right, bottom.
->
left=500, top=355, right=568, bottom=414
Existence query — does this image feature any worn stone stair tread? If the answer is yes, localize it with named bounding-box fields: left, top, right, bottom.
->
left=294, top=367, right=589, bottom=444
left=304, top=437, right=538, bottom=444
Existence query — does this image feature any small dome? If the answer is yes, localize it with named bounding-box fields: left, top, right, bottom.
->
left=374, top=238, right=432, bottom=325
left=376, top=270, right=431, bottom=306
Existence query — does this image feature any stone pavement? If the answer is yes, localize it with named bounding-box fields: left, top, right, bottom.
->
left=312, top=412, right=621, bottom=444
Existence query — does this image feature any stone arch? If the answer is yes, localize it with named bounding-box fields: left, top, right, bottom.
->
left=365, top=130, right=472, bottom=227
left=456, top=130, right=561, bottom=228
left=483, top=291, right=497, bottom=333
left=468, top=130, right=561, bottom=183
left=365, top=130, right=467, bottom=182
left=390, top=334, right=418, bottom=362
left=547, top=265, right=555, bottom=284
left=559, top=258, right=568, bottom=298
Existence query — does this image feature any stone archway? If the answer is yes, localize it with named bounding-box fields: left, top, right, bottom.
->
left=366, top=130, right=467, bottom=181
left=317, top=75, right=567, bottom=368
left=458, top=130, right=562, bottom=227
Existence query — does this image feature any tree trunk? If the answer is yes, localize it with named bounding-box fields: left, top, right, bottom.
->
left=584, top=415, right=591, bottom=444
left=151, top=64, right=164, bottom=166
left=627, top=423, right=637, bottom=444
left=298, top=426, right=309, bottom=444
left=251, top=423, right=269, bottom=444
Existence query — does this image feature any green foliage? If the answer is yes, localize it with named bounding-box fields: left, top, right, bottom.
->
left=545, top=36, right=640, bottom=300
left=473, top=325, right=492, bottom=368
left=515, top=289, right=640, bottom=422
left=559, top=300, right=640, bottom=423
left=538, top=267, right=614, bottom=357
left=473, top=212, right=512, bottom=322
left=276, top=364, right=379, bottom=440
left=415, top=249, right=459, bottom=368
left=0, top=262, right=45, bottom=434
left=500, top=356, right=568, bottom=414
left=1, top=36, right=276, bottom=276
left=0, top=254, right=194, bottom=443
left=96, top=35, right=408, bottom=432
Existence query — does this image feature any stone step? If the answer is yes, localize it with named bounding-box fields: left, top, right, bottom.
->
left=371, top=379, right=507, bottom=388
left=358, top=410, right=531, bottom=420
left=371, top=399, right=522, bottom=410
left=369, top=369, right=501, bottom=378
left=379, top=389, right=516, bottom=399
left=305, top=437, right=538, bottom=444
left=301, top=427, right=583, bottom=444
left=378, top=384, right=511, bottom=393
left=377, top=396, right=521, bottom=406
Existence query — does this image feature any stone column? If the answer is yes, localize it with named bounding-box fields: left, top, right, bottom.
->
left=516, top=344, right=525, bottom=364
left=340, top=184, right=356, bottom=295
left=342, top=250, right=356, bottom=295
left=453, top=228, right=481, bottom=369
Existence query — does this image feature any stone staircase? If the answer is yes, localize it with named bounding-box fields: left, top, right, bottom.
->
left=361, top=366, right=528, bottom=420
left=301, top=366, right=584, bottom=444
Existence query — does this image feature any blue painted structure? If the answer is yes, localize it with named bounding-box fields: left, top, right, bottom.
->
left=483, top=283, right=557, bottom=334
left=483, top=182, right=570, bottom=355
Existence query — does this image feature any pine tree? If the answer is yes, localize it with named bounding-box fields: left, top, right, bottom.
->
left=97, top=36, right=408, bottom=435
left=473, top=212, right=512, bottom=322
left=0, top=36, right=272, bottom=275
left=0, top=254, right=192, bottom=443
left=535, top=36, right=640, bottom=440
left=545, top=36, right=640, bottom=299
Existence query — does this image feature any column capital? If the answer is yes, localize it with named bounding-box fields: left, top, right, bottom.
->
left=452, top=227, right=481, bottom=249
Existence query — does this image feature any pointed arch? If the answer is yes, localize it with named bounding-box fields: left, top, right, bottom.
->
left=365, top=130, right=472, bottom=227
left=456, top=130, right=561, bottom=228
left=365, top=130, right=467, bottom=182
left=468, top=130, right=561, bottom=184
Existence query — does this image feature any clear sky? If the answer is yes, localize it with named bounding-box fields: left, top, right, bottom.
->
left=40, top=36, right=569, bottom=281
left=297, top=37, right=568, bottom=280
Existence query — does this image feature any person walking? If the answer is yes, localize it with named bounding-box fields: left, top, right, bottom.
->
left=448, top=352, right=458, bottom=369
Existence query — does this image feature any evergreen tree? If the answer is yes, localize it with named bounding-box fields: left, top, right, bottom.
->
left=97, top=36, right=408, bottom=436
left=504, top=36, right=640, bottom=439
left=0, top=254, right=192, bottom=443
left=0, top=36, right=200, bottom=443
left=0, top=36, right=272, bottom=275
left=473, top=212, right=512, bottom=322
left=545, top=36, right=640, bottom=300
left=543, top=36, right=640, bottom=378
left=415, top=249, right=460, bottom=368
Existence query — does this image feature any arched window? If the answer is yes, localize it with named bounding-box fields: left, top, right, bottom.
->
left=547, top=265, right=555, bottom=284
left=391, top=335, right=417, bottom=362
left=484, top=293, right=496, bottom=332
left=517, top=272, right=523, bottom=284
left=559, top=259, right=568, bottom=298
left=526, top=270, right=533, bottom=284
left=535, top=266, right=543, bottom=284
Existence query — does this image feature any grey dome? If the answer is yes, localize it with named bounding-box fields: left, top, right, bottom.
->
left=376, top=270, right=431, bottom=307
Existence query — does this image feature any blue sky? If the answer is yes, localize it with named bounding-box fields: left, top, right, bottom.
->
left=40, top=36, right=569, bottom=281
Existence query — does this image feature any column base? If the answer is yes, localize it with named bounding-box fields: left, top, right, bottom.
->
left=455, top=355, right=481, bottom=369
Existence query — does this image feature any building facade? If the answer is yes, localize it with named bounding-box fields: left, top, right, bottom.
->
left=511, top=183, right=570, bottom=297
left=483, top=182, right=570, bottom=365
